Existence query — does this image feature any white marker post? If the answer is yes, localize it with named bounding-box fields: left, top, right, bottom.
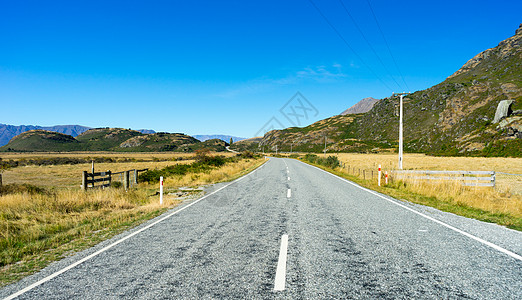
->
left=385, top=171, right=388, bottom=185
left=159, top=176, right=164, bottom=205
left=378, top=165, right=382, bottom=186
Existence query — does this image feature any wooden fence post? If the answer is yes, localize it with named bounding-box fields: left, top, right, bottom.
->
left=0, top=173, right=2, bottom=187
left=82, top=171, right=87, bottom=190
left=134, top=169, right=138, bottom=185
left=107, top=171, right=112, bottom=187
left=124, top=171, right=130, bottom=191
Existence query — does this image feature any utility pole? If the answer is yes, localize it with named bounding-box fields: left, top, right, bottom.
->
left=324, top=135, right=326, bottom=157
left=392, top=92, right=410, bottom=170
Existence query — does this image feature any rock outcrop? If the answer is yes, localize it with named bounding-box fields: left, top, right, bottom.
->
left=493, top=100, right=515, bottom=123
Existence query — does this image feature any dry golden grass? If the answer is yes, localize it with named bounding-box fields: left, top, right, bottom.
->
left=0, top=153, right=264, bottom=287
left=0, top=152, right=234, bottom=188
left=333, top=152, right=522, bottom=173
left=0, top=152, right=219, bottom=161
left=329, top=153, right=522, bottom=219
left=1, top=160, right=193, bottom=188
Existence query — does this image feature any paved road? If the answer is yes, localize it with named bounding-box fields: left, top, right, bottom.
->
left=2, top=158, right=521, bottom=299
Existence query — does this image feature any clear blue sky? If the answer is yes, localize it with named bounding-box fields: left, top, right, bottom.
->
left=1, top=0, right=521, bottom=138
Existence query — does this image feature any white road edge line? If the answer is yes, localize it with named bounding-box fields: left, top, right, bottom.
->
left=274, top=234, right=289, bottom=291
left=3, top=162, right=268, bottom=300
left=287, top=189, right=291, bottom=198
left=297, top=160, right=522, bottom=262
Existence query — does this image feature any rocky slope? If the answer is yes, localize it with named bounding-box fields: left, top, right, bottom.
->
left=340, top=97, right=380, bottom=115
left=260, top=24, right=522, bottom=157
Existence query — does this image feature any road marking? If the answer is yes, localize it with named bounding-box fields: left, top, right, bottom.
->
left=3, top=162, right=268, bottom=300
left=274, top=234, right=288, bottom=291
left=298, top=160, right=522, bottom=262
left=287, top=189, right=291, bottom=198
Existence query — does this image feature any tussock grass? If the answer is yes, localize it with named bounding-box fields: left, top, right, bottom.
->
left=0, top=154, right=264, bottom=287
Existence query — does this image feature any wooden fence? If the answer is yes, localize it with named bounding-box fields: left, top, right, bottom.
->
left=82, top=168, right=148, bottom=190
left=391, top=170, right=496, bottom=187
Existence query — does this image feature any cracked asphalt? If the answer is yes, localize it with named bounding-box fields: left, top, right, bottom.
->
left=1, top=157, right=521, bottom=299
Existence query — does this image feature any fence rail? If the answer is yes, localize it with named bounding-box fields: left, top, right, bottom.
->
left=82, top=168, right=148, bottom=190
left=392, top=170, right=496, bottom=187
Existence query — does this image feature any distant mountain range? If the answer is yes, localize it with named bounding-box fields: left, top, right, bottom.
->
left=0, top=128, right=227, bottom=152
left=340, top=97, right=380, bottom=115
left=192, top=135, right=246, bottom=143
left=0, top=124, right=155, bottom=146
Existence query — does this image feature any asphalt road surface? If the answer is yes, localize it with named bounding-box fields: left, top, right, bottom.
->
left=2, top=158, right=521, bottom=299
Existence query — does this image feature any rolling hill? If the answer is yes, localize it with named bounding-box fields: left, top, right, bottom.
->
left=0, top=124, right=90, bottom=146
left=192, top=135, right=245, bottom=143
left=0, top=128, right=226, bottom=152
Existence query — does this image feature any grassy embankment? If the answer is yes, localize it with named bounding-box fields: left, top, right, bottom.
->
left=297, top=152, right=522, bottom=231
left=0, top=151, right=264, bottom=287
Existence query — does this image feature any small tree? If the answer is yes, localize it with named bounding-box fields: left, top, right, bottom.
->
left=229, top=137, right=233, bottom=145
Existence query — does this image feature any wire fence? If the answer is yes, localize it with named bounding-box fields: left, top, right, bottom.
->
left=495, top=172, right=522, bottom=195
left=339, top=162, right=522, bottom=195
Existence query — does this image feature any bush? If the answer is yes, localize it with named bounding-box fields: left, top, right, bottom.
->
left=303, top=154, right=340, bottom=169
left=304, top=154, right=318, bottom=163
left=139, top=153, right=232, bottom=184
left=110, top=181, right=123, bottom=189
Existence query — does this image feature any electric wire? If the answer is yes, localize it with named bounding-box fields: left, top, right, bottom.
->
left=365, top=0, right=410, bottom=91
left=338, top=0, right=403, bottom=90
left=308, top=0, right=393, bottom=92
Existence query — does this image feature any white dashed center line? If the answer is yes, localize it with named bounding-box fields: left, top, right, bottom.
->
left=274, top=234, right=289, bottom=291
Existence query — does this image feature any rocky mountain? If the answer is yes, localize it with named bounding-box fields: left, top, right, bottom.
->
left=192, top=135, right=246, bottom=143
left=259, top=24, right=522, bottom=157
left=0, top=128, right=226, bottom=152
left=340, top=97, right=380, bottom=115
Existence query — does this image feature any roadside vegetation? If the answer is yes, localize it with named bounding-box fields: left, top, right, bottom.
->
left=296, top=152, right=522, bottom=231
left=0, top=151, right=264, bottom=287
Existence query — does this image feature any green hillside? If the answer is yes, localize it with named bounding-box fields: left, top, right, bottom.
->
left=75, top=128, right=143, bottom=151
left=260, top=24, right=522, bottom=157
left=118, top=132, right=200, bottom=152
left=0, top=129, right=225, bottom=153
left=0, top=130, right=82, bottom=152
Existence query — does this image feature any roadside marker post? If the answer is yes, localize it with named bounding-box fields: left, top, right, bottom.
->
left=385, top=171, right=388, bottom=185
left=378, top=165, right=382, bottom=186
left=159, top=176, right=164, bottom=205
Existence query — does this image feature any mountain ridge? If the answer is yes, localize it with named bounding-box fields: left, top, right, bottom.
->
left=340, top=97, right=380, bottom=115
left=257, top=24, right=522, bottom=157
left=0, top=124, right=156, bottom=146
left=0, top=128, right=226, bottom=152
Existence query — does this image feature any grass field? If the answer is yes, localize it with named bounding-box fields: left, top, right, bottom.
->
left=0, top=151, right=264, bottom=287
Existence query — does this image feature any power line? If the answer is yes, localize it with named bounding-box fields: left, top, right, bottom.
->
left=337, top=0, right=403, bottom=90
left=307, top=0, right=393, bottom=92
left=365, top=0, right=410, bottom=91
